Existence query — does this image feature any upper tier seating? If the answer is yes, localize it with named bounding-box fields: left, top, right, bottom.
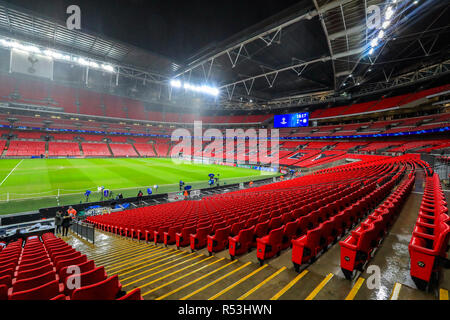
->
left=109, top=144, right=138, bottom=157
left=6, top=141, right=45, bottom=156
left=48, top=142, right=80, bottom=157
left=133, top=143, right=156, bottom=157
left=81, top=143, right=111, bottom=157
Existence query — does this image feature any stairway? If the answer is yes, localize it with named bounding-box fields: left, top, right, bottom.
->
left=106, top=142, right=114, bottom=157
left=78, top=142, right=84, bottom=157
left=131, top=143, right=141, bottom=157
left=1, top=140, right=10, bottom=157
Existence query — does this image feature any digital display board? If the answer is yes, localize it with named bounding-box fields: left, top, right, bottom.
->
left=273, top=112, right=309, bottom=128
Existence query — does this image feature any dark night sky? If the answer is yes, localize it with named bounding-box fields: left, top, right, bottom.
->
left=3, top=0, right=302, bottom=62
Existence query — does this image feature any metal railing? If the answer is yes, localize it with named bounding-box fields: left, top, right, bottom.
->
left=70, top=219, right=95, bottom=244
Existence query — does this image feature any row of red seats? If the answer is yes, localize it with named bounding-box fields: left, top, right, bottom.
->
left=292, top=162, right=405, bottom=271
left=86, top=159, right=407, bottom=266
left=0, top=233, right=142, bottom=300
left=408, top=173, right=449, bottom=290
left=339, top=168, right=415, bottom=279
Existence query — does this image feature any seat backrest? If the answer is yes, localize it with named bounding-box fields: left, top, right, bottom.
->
left=215, top=226, right=231, bottom=239
left=20, top=255, right=48, bottom=266
left=231, top=221, right=245, bottom=235
left=71, top=275, right=121, bottom=300
left=16, top=264, right=54, bottom=281
left=0, top=274, right=11, bottom=287
left=182, top=226, right=197, bottom=237
left=0, top=284, right=7, bottom=300
left=213, top=221, right=226, bottom=231
left=283, top=221, right=298, bottom=237
left=269, top=216, right=283, bottom=230
left=196, top=226, right=211, bottom=237
left=306, top=226, right=322, bottom=245
left=268, top=226, right=285, bottom=243
left=54, top=251, right=81, bottom=265
left=56, top=254, right=87, bottom=272
left=238, top=226, right=254, bottom=243
left=11, top=270, right=57, bottom=294
left=358, top=224, right=376, bottom=251
left=255, top=221, right=269, bottom=237
left=117, top=288, right=143, bottom=300
left=65, top=266, right=107, bottom=296
left=9, top=280, right=60, bottom=300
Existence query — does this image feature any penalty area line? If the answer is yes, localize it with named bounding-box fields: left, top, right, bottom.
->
left=0, top=159, right=24, bottom=187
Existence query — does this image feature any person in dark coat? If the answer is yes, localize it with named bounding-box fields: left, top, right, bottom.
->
left=55, top=210, right=63, bottom=235
left=61, top=211, right=71, bottom=237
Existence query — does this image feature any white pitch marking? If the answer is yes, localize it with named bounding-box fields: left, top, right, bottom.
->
left=0, top=159, right=24, bottom=187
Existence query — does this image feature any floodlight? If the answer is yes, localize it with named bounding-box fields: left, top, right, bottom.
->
left=370, top=38, right=379, bottom=47
left=170, top=79, right=182, bottom=88
left=385, top=6, right=394, bottom=20
left=382, top=20, right=391, bottom=29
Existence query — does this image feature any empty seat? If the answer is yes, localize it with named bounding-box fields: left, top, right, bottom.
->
left=190, top=226, right=212, bottom=251
left=207, top=226, right=231, bottom=254
left=117, top=288, right=143, bottom=300
left=176, top=226, right=196, bottom=248
left=256, top=226, right=285, bottom=264
left=71, top=275, right=122, bottom=300
left=9, top=270, right=59, bottom=296
left=64, top=266, right=107, bottom=296
left=228, top=226, right=254, bottom=259
left=9, top=280, right=61, bottom=300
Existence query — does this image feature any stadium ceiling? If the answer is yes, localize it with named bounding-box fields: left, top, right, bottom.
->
left=173, top=0, right=450, bottom=110
left=0, top=0, right=448, bottom=112
left=0, top=1, right=180, bottom=83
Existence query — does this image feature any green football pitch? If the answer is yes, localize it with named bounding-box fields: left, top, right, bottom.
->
left=0, top=158, right=277, bottom=215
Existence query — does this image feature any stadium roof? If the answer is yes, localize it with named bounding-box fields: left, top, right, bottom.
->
left=0, top=0, right=448, bottom=112
left=0, top=0, right=181, bottom=76
left=177, top=0, right=450, bottom=109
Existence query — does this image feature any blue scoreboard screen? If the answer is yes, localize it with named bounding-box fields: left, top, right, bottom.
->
left=273, top=112, right=309, bottom=128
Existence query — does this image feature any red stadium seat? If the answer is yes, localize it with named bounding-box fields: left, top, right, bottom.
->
left=117, top=288, right=143, bottom=300
left=176, top=225, right=196, bottom=248
left=256, top=226, right=285, bottom=264
left=229, top=226, right=254, bottom=259
left=64, top=266, right=108, bottom=296
left=71, top=275, right=122, bottom=300
left=0, top=284, right=7, bottom=300
left=190, top=226, right=212, bottom=251
left=9, top=270, right=59, bottom=296
left=9, top=280, right=62, bottom=300
left=207, top=226, right=231, bottom=254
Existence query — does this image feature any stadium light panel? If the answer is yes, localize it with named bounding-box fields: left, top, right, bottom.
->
left=368, top=48, right=374, bottom=55
left=377, top=30, right=385, bottom=39
left=0, top=37, right=116, bottom=73
left=382, top=20, right=391, bottom=29
left=370, top=38, right=379, bottom=47
left=385, top=6, right=395, bottom=20
left=171, top=79, right=219, bottom=96
left=170, top=79, right=182, bottom=88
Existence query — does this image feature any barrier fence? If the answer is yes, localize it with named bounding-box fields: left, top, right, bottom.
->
left=70, top=219, right=95, bottom=244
